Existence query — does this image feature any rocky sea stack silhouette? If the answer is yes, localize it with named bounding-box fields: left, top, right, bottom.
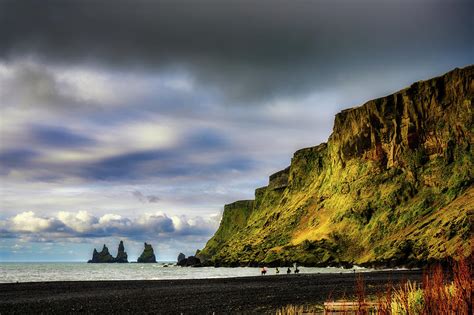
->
left=114, top=240, right=128, bottom=263
left=137, top=242, right=157, bottom=263
left=88, top=241, right=129, bottom=263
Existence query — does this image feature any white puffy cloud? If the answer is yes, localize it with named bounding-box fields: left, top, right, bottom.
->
left=98, top=213, right=124, bottom=225
left=170, top=214, right=222, bottom=236
left=10, top=211, right=58, bottom=232
left=1, top=210, right=220, bottom=242
left=57, top=211, right=97, bottom=233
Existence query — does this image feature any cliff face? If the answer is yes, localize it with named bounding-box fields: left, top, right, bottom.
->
left=199, top=66, right=474, bottom=267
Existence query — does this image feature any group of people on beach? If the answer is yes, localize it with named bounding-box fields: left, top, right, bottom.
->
left=260, top=264, right=300, bottom=275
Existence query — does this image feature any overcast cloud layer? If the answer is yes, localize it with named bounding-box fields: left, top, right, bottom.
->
left=0, top=0, right=473, bottom=261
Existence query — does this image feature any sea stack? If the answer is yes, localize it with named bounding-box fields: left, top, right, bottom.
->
left=137, top=242, right=157, bottom=263
left=88, top=244, right=115, bottom=263
left=87, top=241, right=129, bottom=263
left=115, top=240, right=128, bottom=263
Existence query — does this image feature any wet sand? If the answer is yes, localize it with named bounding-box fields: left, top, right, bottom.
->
left=0, top=270, right=422, bottom=314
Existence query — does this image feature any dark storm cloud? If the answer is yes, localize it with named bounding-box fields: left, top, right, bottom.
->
left=80, top=150, right=173, bottom=180
left=30, top=125, right=96, bottom=148
left=0, top=61, right=74, bottom=107
left=132, top=190, right=160, bottom=203
left=83, top=127, right=249, bottom=181
left=80, top=149, right=255, bottom=181
left=0, top=149, right=39, bottom=170
left=0, top=124, right=254, bottom=182
left=1, top=0, right=472, bottom=101
left=186, top=129, right=228, bottom=150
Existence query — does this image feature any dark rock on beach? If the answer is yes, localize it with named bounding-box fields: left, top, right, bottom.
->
left=177, top=252, right=186, bottom=263
left=177, top=255, right=201, bottom=267
left=137, top=243, right=156, bottom=263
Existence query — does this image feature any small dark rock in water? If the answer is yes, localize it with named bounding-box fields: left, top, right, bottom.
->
left=137, top=242, right=157, bottom=263
left=177, top=252, right=186, bottom=263
left=88, top=244, right=115, bottom=263
left=177, top=255, right=201, bottom=267
left=115, top=240, right=128, bottom=263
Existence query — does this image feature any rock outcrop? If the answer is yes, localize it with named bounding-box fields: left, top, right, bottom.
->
left=137, top=243, right=157, bottom=263
left=88, top=244, right=115, bottom=263
left=199, top=65, right=474, bottom=268
left=115, top=240, right=128, bottom=263
left=177, top=253, right=186, bottom=263
left=177, top=255, right=201, bottom=267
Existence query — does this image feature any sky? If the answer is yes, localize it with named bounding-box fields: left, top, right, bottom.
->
left=0, top=0, right=473, bottom=262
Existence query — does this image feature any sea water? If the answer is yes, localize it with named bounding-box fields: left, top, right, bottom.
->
left=0, top=262, right=373, bottom=283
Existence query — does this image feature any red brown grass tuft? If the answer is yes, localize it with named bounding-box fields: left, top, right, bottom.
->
left=320, top=251, right=472, bottom=315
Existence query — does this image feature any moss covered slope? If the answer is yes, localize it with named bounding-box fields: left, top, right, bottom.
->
left=199, top=65, right=474, bottom=267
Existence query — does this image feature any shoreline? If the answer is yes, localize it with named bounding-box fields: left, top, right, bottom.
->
left=0, top=270, right=422, bottom=314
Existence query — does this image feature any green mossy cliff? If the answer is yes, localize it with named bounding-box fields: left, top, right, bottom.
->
left=199, top=66, right=474, bottom=268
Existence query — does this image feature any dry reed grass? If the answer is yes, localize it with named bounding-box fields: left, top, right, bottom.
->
left=275, top=253, right=472, bottom=315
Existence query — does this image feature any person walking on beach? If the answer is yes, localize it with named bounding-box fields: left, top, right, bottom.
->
left=261, top=266, right=267, bottom=275
left=294, top=263, right=299, bottom=274
left=286, top=267, right=291, bottom=274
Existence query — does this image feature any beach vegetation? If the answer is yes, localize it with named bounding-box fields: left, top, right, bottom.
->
left=275, top=254, right=472, bottom=314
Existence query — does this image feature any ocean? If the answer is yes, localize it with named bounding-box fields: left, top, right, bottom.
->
left=0, top=262, right=371, bottom=283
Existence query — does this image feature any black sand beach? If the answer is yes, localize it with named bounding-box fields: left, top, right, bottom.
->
left=0, top=270, right=422, bottom=314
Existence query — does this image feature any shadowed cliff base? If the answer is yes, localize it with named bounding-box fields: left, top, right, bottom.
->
left=198, top=65, right=474, bottom=268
